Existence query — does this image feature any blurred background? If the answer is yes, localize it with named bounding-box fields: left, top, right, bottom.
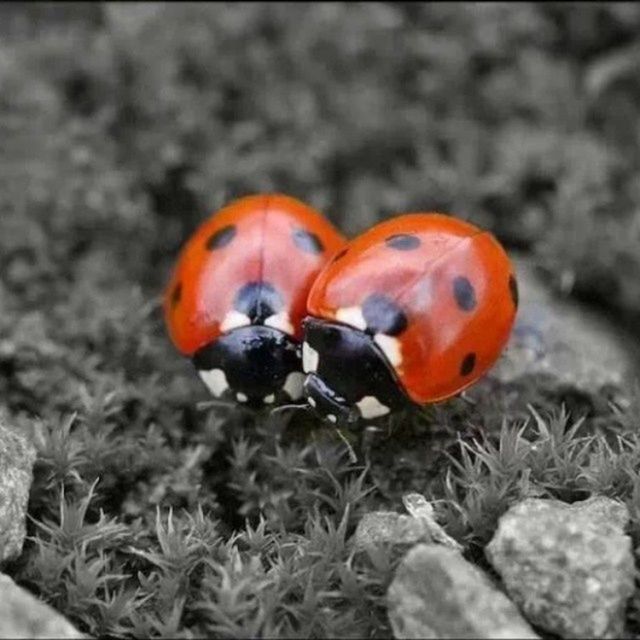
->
left=1, top=1, right=640, bottom=355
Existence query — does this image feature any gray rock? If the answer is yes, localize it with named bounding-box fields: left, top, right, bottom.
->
left=485, top=496, right=634, bottom=639
left=354, top=493, right=461, bottom=552
left=401, top=493, right=462, bottom=551
left=387, top=544, right=539, bottom=639
left=0, top=573, right=85, bottom=638
left=0, top=421, right=36, bottom=563
left=488, top=257, right=638, bottom=398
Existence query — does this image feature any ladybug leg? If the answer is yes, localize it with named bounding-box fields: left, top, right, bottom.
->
left=264, top=403, right=311, bottom=441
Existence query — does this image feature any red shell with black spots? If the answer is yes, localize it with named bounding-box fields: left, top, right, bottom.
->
left=306, top=213, right=518, bottom=404
left=164, top=194, right=346, bottom=355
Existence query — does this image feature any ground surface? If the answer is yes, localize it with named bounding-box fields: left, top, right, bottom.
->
left=1, top=3, right=640, bottom=638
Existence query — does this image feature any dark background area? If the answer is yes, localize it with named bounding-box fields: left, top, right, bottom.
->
left=2, top=2, right=640, bottom=324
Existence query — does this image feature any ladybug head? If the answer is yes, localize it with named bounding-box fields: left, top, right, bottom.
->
left=301, top=318, right=413, bottom=428
left=192, top=326, right=305, bottom=409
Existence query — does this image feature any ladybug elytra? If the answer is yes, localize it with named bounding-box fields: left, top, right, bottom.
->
left=301, top=213, right=518, bottom=426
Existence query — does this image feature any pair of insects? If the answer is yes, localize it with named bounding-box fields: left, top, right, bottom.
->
left=164, top=194, right=518, bottom=427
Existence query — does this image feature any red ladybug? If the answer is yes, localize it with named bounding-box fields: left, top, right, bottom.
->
left=302, top=213, right=518, bottom=425
left=164, top=194, right=346, bottom=408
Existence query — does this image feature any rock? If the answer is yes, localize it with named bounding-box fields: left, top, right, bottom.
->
left=485, top=496, right=634, bottom=639
left=354, top=493, right=461, bottom=552
left=0, top=573, right=85, bottom=638
left=0, top=421, right=37, bottom=563
left=488, top=257, right=638, bottom=399
left=401, top=493, right=462, bottom=551
left=387, top=544, right=539, bottom=639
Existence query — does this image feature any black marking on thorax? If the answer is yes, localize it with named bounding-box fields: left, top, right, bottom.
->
left=303, top=318, right=414, bottom=421
left=193, top=325, right=300, bottom=406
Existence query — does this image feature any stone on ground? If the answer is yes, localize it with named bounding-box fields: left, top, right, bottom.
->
left=485, top=496, right=634, bottom=639
left=387, top=544, right=539, bottom=639
left=0, top=420, right=37, bottom=563
left=354, top=493, right=461, bottom=552
left=489, top=257, right=638, bottom=399
left=0, top=573, right=85, bottom=638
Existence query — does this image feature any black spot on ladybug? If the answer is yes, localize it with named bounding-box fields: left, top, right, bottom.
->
left=206, top=225, right=236, bottom=250
left=293, top=228, right=324, bottom=255
left=362, top=293, right=408, bottom=336
left=385, top=234, right=421, bottom=251
left=332, top=247, right=348, bottom=263
left=460, top=352, right=476, bottom=376
left=453, top=276, right=476, bottom=311
left=509, top=274, right=519, bottom=308
left=171, top=282, right=182, bottom=308
left=234, top=281, right=283, bottom=324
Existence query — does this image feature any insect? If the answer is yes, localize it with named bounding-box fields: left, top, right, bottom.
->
left=301, top=213, right=518, bottom=425
left=164, top=193, right=346, bottom=408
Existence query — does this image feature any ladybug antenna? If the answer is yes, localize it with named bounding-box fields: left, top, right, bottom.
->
left=269, top=402, right=311, bottom=417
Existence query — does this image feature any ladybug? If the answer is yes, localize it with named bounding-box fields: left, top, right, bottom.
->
left=301, top=213, right=518, bottom=425
left=164, top=194, right=345, bottom=408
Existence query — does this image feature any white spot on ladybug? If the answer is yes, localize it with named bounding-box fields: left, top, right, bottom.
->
left=302, top=341, right=320, bottom=373
left=336, top=306, right=367, bottom=331
left=356, top=396, right=390, bottom=419
left=263, top=394, right=275, bottom=405
left=264, top=311, right=294, bottom=335
left=236, top=392, right=248, bottom=403
left=198, top=369, right=229, bottom=397
left=283, top=371, right=305, bottom=400
left=308, top=396, right=317, bottom=408
left=374, top=334, right=402, bottom=368
left=220, top=310, right=251, bottom=333
left=327, top=414, right=337, bottom=424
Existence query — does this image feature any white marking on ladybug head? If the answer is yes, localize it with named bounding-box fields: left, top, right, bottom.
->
left=263, top=394, right=275, bottom=405
left=236, top=392, right=248, bottom=403
left=264, top=311, right=294, bottom=335
left=356, top=396, right=390, bottom=419
left=336, top=306, right=367, bottom=331
left=327, top=413, right=337, bottom=424
left=302, top=341, right=320, bottom=373
left=283, top=371, right=305, bottom=400
left=308, top=396, right=317, bottom=408
left=220, top=310, right=251, bottom=333
left=198, top=369, right=229, bottom=397
left=374, top=334, right=402, bottom=368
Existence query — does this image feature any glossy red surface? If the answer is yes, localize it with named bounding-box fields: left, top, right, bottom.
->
left=307, top=213, right=517, bottom=404
left=165, top=194, right=346, bottom=355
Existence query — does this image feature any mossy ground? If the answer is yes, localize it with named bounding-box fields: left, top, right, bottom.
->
left=1, top=4, right=640, bottom=637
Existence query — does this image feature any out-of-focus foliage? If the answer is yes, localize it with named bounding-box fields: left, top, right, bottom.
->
left=1, top=2, right=640, bottom=637
left=3, top=3, right=640, bottom=308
